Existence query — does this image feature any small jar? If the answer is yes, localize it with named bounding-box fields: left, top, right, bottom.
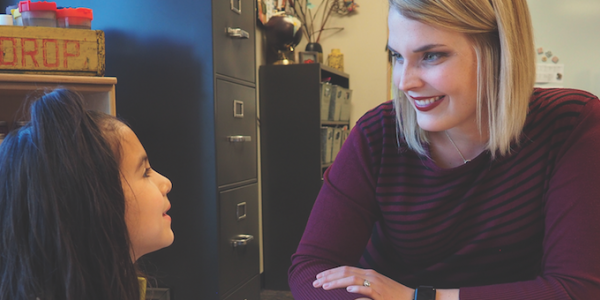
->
left=5, top=5, right=18, bottom=14
left=0, top=14, right=13, bottom=25
left=18, top=0, right=57, bottom=27
left=57, top=7, right=93, bottom=29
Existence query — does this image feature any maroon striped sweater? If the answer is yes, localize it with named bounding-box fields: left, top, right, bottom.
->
left=289, top=88, right=600, bottom=299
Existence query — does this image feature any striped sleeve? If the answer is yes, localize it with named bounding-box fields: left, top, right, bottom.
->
left=288, top=102, right=392, bottom=299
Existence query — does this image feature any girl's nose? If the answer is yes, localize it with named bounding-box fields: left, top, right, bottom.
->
left=157, top=172, right=172, bottom=195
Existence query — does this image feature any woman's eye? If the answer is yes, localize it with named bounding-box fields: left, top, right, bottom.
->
left=390, top=51, right=403, bottom=62
left=144, top=168, right=152, bottom=177
left=423, top=52, right=444, bottom=62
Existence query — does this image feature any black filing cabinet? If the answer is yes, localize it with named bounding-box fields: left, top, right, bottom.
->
left=213, top=0, right=256, bottom=83
left=216, top=80, right=257, bottom=186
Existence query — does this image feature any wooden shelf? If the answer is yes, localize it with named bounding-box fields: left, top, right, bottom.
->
left=321, top=120, right=350, bottom=126
left=321, top=162, right=333, bottom=169
left=319, top=64, right=350, bottom=79
left=0, top=74, right=117, bottom=123
left=0, top=73, right=116, bottom=85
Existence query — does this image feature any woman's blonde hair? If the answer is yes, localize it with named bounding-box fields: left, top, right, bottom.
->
left=389, top=0, right=536, bottom=158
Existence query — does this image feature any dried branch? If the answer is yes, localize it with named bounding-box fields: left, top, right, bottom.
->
left=287, top=0, right=358, bottom=44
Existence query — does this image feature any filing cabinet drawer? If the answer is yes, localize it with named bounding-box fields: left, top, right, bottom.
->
left=213, top=0, right=256, bottom=82
left=216, top=79, right=257, bottom=186
left=219, top=184, right=259, bottom=297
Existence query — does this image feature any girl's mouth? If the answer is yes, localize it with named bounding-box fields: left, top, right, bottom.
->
left=411, top=95, right=445, bottom=112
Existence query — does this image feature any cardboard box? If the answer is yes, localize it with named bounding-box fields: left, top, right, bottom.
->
left=341, top=127, right=350, bottom=146
left=329, top=85, right=345, bottom=121
left=0, top=26, right=105, bottom=76
left=339, top=88, right=352, bottom=121
left=331, top=127, right=343, bottom=162
left=320, top=126, right=333, bottom=164
left=320, top=82, right=333, bottom=121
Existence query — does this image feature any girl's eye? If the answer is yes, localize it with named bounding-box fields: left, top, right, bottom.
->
left=144, top=168, right=152, bottom=178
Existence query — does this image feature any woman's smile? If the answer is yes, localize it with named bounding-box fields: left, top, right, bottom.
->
left=411, top=95, right=446, bottom=112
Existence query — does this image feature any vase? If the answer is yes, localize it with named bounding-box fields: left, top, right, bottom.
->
left=305, top=42, right=324, bottom=63
left=305, top=42, right=322, bottom=53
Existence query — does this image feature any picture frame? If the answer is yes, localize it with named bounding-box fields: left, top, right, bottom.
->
left=299, top=51, right=319, bottom=64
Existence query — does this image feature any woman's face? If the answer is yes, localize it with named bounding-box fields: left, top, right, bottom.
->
left=118, top=126, right=174, bottom=260
left=388, top=9, right=479, bottom=133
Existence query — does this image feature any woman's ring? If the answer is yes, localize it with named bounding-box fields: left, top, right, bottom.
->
left=363, top=279, right=371, bottom=287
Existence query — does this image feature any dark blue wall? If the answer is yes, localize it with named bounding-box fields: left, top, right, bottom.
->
left=2, top=0, right=222, bottom=298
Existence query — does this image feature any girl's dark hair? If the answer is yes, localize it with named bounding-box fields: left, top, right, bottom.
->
left=0, top=89, right=140, bottom=300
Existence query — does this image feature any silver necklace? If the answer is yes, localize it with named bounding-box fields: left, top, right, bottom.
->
left=444, top=131, right=470, bottom=164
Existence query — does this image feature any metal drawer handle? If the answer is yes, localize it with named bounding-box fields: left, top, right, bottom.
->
left=230, top=0, right=242, bottom=14
left=237, top=202, right=247, bottom=220
left=227, top=27, right=249, bottom=39
left=228, top=135, right=251, bottom=142
left=231, top=234, right=254, bottom=248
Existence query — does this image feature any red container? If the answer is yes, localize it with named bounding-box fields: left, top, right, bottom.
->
left=18, top=0, right=57, bottom=27
left=57, top=7, right=93, bottom=29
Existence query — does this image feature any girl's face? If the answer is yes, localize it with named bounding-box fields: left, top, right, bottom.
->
left=388, top=9, right=479, bottom=133
left=119, top=126, right=173, bottom=260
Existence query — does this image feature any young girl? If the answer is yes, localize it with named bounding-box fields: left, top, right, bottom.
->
left=0, top=89, right=174, bottom=300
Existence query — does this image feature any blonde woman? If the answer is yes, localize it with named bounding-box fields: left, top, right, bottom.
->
left=289, top=1, right=600, bottom=299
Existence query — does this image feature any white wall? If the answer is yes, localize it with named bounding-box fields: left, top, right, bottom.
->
left=299, top=0, right=390, bottom=125
left=528, top=0, right=600, bottom=96
left=257, top=0, right=391, bottom=126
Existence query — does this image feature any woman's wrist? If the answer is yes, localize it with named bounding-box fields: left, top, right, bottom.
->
left=436, top=288, right=459, bottom=300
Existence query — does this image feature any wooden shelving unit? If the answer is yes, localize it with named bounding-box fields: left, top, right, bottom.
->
left=0, top=74, right=117, bottom=123
left=259, top=63, right=350, bottom=290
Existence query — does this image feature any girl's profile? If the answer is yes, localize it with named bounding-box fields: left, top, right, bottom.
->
left=0, top=89, right=173, bottom=300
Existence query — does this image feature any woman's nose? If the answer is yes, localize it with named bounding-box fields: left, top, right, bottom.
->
left=396, top=64, right=423, bottom=92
